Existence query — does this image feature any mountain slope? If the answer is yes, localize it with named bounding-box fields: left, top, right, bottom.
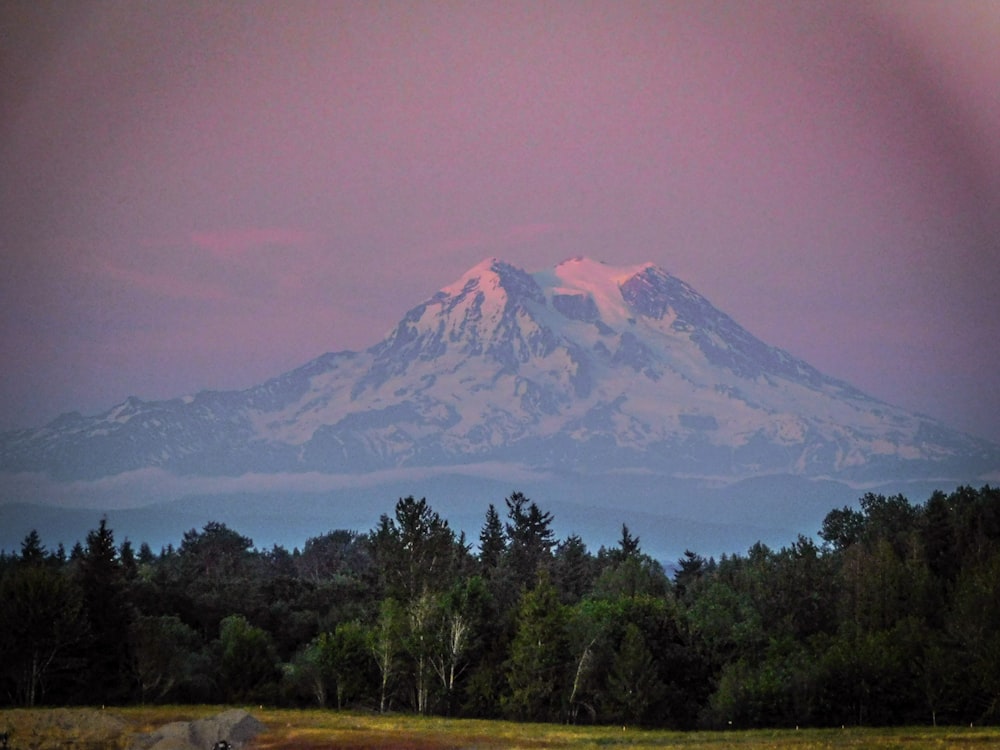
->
left=2, top=257, right=996, bottom=484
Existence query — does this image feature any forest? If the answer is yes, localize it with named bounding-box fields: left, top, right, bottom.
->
left=1, top=485, right=999, bottom=729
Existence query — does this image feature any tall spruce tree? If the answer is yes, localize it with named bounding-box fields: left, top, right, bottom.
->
left=608, top=622, right=666, bottom=725
left=478, top=504, right=506, bottom=575
left=77, top=518, right=133, bottom=702
left=504, top=492, right=556, bottom=585
left=503, top=573, right=569, bottom=721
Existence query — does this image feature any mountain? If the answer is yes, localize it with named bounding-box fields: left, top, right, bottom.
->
left=2, top=257, right=997, bottom=556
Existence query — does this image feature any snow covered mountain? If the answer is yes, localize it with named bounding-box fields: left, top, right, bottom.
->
left=2, top=256, right=996, bottom=486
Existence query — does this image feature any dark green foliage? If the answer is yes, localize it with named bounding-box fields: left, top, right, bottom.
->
left=673, top=549, right=710, bottom=602
left=550, top=535, right=597, bottom=605
left=180, top=522, right=256, bottom=625
left=5, top=484, right=1000, bottom=730
left=287, top=621, right=373, bottom=708
left=76, top=518, right=134, bottom=703
left=217, top=614, right=280, bottom=702
left=19, top=530, right=47, bottom=566
left=593, top=548, right=670, bottom=601
left=607, top=622, right=665, bottom=725
left=820, top=506, right=865, bottom=551
left=502, top=574, right=569, bottom=721
left=503, top=491, right=556, bottom=584
left=130, top=614, right=202, bottom=702
left=370, top=496, right=469, bottom=602
left=0, top=563, right=86, bottom=705
left=329, top=620, right=377, bottom=708
left=369, top=596, right=406, bottom=713
left=297, top=529, right=372, bottom=584
left=477, top=504, right=506, bottom=575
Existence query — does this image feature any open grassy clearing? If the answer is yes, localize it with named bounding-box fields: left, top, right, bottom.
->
left=2, top=707, right=999, bottom=750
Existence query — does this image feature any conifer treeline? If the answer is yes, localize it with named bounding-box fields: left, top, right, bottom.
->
left=2, top=486, right=999, bottom=728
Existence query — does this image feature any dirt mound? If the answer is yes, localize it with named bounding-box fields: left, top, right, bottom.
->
left=131, top=710, right=264, bottom=750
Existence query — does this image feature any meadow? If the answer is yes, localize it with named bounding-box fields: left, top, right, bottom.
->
left=2, top=706, right=998, bottom=750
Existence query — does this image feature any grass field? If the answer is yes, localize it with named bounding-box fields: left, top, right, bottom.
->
left=2, top=706, right=998, bottom=750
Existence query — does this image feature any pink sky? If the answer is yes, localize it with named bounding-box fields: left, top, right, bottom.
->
left=1, top=0, right=999, bottom=442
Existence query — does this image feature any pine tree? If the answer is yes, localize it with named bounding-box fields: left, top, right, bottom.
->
left=550, top=535, right=596, bottom=605
left=503, top=573, right=569, bottom=721
left=608, top=622, right=665, bottom=725
left=370, top=496, right=464, bottom=602
left=478, top=504, right=506, bottom=574
left=19, top=529, right=46, bottom=566
left=504, top=492, right=556, bottom=584
left=76, top=518, right=133, bottom=702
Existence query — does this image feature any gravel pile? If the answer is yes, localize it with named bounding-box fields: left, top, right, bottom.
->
left=130, top=710, right=264, bottom=750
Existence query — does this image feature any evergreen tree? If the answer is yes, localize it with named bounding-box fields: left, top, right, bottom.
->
left=119, top=539, right=139, bottom=581
left=607, top=622, right=666, bottom=725
left=503, top=574, right=569, bottom=721
left=137, top=541, right=156, bottom=566
left=673, top=549, right=708, bottom=602
left=504, top=492, right=556, bottom=584
left=605, top=524, right=640, bottom=563
left=550, top=535, right=596, bottom=605
left=478, top=504, right=506, bottom=574
left=4, top=485, right=999, bottom=724
left=370, top=496, right=465, bottom=603
left=173, top=521, right=257, bottom=636
left=948, top=548, right=1000, bottom=723
left=76, top=518, right=133, bottom=703
left=19, top=530, right=46, bottom=566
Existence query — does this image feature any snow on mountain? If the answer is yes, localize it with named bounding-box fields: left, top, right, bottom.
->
left=2, top=257, right=997, bottom=486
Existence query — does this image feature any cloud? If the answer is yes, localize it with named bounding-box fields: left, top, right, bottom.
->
left=190, top=227, right=319, bottom=258
left=89, top=226, right=326, bottom=304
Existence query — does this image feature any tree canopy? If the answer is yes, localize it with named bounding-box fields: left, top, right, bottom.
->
left=2, top=485, right=999, bottom=728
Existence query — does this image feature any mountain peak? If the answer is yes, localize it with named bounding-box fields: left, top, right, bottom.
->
left=440, top=256, right=500, bottom=295
left=2, top=256, right=996, bottom=486
left=540, top=257, right=661, bottom=328
left=441, top=257, right=533, bottom=297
